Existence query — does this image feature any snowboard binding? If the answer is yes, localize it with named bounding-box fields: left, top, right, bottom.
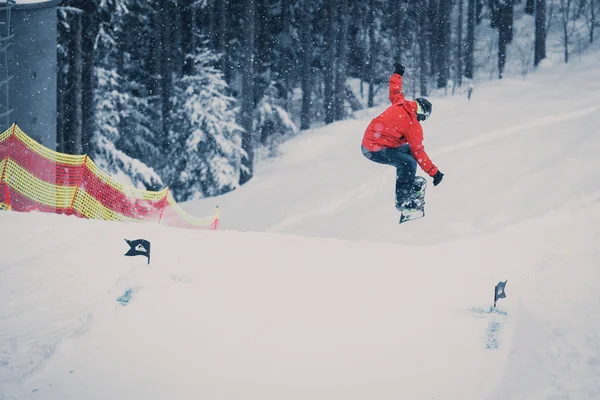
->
left=397, top=176, right=427, bottom=224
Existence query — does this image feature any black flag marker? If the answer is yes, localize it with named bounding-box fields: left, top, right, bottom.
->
left=124, top=239, right=151, bottom=264
left=494, top=280, right=507, bottom=307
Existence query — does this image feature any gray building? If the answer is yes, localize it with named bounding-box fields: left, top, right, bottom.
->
left=8, top=0, right=60, bottom=150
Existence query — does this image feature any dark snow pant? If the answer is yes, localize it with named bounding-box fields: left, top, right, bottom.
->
left=362, top=144, right=417, bottom=205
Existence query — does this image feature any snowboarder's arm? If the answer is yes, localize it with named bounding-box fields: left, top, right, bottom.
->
left=404, top=123, right=438, bottom=177
left=389, top=74, right=406, bottom=105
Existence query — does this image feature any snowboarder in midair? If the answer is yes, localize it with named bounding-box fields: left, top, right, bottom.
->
left=361, top=63, right=444, bottom=213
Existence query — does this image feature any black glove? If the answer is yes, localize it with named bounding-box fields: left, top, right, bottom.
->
left=433, top=171, right=444, bottom=186
left=394, top=62, right=405, bottom=77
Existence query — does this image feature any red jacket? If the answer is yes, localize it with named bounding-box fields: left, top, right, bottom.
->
left=362, top=74, right=438, bottom=177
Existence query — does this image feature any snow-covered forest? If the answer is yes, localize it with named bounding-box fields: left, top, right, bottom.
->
left=56, top=0, right=599, bottom=200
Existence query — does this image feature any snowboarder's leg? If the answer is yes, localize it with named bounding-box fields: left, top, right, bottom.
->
left=361, top=144, right=418, bottom=209
left=392, top=147, right=417, bottom=210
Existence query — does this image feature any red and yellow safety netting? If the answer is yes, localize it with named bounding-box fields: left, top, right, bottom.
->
left=0, top=124, right=219, bottom=229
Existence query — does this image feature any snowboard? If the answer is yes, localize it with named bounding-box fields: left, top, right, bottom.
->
left=398, top=176, right=427, bottom=224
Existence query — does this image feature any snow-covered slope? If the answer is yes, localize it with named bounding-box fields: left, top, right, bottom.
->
left=2, top=202, right=599, bottom=400
left=2, top=48, right=600, bottom=399
left=186, top=47, right=600, bottom=246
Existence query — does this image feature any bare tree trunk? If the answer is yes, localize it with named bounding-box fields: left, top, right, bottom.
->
left=148, top=7, right=161, bottom=98
left=182, top=0, right=196, bottom=75
left=115, top=13, right=127, bottom=138
left=300, top=2, right=313, bottom=130
left=429, top=0, right=440, bottom=79
left=563, top=21, right=569, bottom=63
left=576, top=0, right=586, bottom=18
left=170, top=3, right=183, bottom=77
left=508, top=0, right=515, bottom=42
left=419, top=1, right=429, bottom=95
left=208, top=0, right=217, bottom=49
left=57, top=72, right=65, bottom=152
left=592, top=0, right=596, bottom=42
left=526, top=0, right=535, bottom=14
left=560, top=0, right=572, bottom=62
left=498, top=30, right=508, bottom=78
left=323, top=0, right=337, bottom=123
left=334, top=0, right=349, bottom=121
left=159, top=0, right=174, bottom=150
left=57, top=11, right=69, bottom=154
left=280, top=0, right=293, bottom=110
left=393, top=0, right=405, bottom=60
left=535, top=0, right=547, bottom=66
left=457, top=0, right=464, bottom=86
left=60, top=1, right=97, bottom=156
left=497, top=0, right=514, bottom=78
left=590, top=0, right=596, bottom=43
left=239, top=0, right=256, bottom=185
left=81, top=4, right=97, bottom=156
left=71, top=12, right=83, bottom=155
left=217, top=0, right=231, bottom=82
left=367, top=0, right=375, bottom=107
left=437, top=0, right=451, bottom=88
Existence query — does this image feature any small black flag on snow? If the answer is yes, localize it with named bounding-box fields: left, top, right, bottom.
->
left=494, top=280, right=507, bottom=307
left=124, top=239, right=151, bottom=264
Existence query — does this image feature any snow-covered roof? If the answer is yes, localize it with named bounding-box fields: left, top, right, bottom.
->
left=14, top=0, right=56, bottom=3
left=13, top=0, right=61, bottom=9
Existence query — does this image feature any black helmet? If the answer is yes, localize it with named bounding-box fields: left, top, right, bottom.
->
left=415, top=98, right=432, bottom=121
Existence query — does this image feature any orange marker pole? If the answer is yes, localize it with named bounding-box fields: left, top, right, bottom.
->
left=211, top=205, right=220, bottom=231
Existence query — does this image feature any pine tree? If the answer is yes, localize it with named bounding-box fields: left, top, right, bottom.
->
left=166, top=49, right=246, bottom=201
left=91, top=0, right=162, bottom=189
left=255, top=83, right=298, bottom=158
left=93, top=67, right=163, bottom=189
